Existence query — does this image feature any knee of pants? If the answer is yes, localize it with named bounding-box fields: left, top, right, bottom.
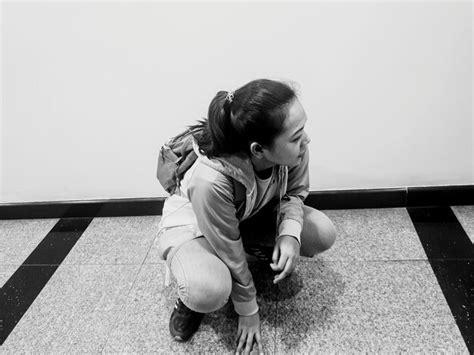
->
left=319, top=217, right=337, bottom=252
left=302, top=209, right=337, bottom=257
left=172, top=253, right=232, bottom=313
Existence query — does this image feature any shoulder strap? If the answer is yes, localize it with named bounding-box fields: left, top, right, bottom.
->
left=232, top=178, right=247, bottom=219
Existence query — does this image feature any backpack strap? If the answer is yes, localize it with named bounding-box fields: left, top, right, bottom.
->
left=232, top=178, right=247, bottom=219
left=157, top=128, right=198, bottom=195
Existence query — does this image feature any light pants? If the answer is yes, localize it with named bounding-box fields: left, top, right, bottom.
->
left=159, top=204, right=337, bottom=313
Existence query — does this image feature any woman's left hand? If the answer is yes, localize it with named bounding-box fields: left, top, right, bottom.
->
left=270, top=235, right=300, bottom=284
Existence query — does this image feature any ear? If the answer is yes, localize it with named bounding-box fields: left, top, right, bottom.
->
left=249, top=142, right=265, bottom=158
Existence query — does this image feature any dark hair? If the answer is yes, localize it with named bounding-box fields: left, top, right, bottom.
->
left=190, top=79, right=297, bottom=158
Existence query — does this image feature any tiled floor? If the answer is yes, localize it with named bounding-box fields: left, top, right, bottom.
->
left=1, top=207, right=473, bottom=353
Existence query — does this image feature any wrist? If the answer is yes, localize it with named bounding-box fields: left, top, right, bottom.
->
left=233, top=298, right=259, bottom=316
left=278, top=219, right=302, bottom=244
left=239, top=310, right=259, bottom=317
left=276, top=234, right=301, bottom=246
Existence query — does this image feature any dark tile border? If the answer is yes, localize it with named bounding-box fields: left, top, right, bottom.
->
left=0, top=217, right=93, bottom=345
left=407, top=207, right=474, bottom=353
left=0, top=185, right=472, bottom=219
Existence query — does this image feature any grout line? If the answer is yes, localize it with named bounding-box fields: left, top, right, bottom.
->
left=99, top=223, right=159, bottom=354
left=0, top=262, right=151, bottom=267
left=10, top=259, right=471, bottom=267
left=298, top=258, right=474, bottom=263
left=99, top=261, right=145, bottom=354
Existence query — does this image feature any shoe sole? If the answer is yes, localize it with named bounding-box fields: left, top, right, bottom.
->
left=173, top=335, right=187, bottom=342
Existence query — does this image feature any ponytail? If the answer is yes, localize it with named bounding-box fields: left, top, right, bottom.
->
left=208, top=91, right=246, bottom=155
left=190, top=79, right=297, bottom=158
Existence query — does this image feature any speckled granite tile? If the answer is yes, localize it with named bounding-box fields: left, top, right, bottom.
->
left=274, top=259, right=467, bottom=354
left=1, top=264, right=140, bottom=353
left=143, top=227, right=164, bottom=265
left=0, top=218, right=59, bottom=265
left=320, top=208, right=427, bottom=261
left=146, top=208, right=425, bottom=265
left=62, top=216, right=161, bottom=265
left=452, top=205, right=474, bottom=244
left=103, top=260, right=276, bottom=354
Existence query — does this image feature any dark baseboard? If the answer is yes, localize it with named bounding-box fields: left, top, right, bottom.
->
left=0, top=185, right=473, bottom=219
left=0, top=198, right=163, bottom=220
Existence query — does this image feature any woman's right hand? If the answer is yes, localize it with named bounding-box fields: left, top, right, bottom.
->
left=235, top=312, right=264, bottom=354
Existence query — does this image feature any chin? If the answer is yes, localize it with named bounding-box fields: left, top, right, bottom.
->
left=287, top=157, right=302, bottom=167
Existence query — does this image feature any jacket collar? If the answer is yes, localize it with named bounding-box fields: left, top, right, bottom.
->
left=202, top=154, right=257, bottom=194
left=193, top=141, right=256, bottom=193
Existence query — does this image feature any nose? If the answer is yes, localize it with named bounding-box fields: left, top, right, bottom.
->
left=301, top=131, right=311, bottom=146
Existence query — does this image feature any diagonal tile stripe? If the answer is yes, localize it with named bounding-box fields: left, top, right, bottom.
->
left=407, top=207, right=474, bottom=353
left=0, top=217, right=93, bottom=345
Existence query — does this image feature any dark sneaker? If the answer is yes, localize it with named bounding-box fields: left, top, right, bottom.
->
left=245, top=245, right=273, bottom=263
left=169, top=298, right=204, bottom=342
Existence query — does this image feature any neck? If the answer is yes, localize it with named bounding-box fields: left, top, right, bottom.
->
left=250, top=155, right=274, bottom=179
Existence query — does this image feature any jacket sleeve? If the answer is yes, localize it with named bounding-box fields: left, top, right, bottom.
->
left=187, top=165, right=258, bottom=316
left=277, top=149, right=310, bottom=244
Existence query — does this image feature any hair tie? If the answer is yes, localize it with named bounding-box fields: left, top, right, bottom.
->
left=225, top=91, right=234, bottom=103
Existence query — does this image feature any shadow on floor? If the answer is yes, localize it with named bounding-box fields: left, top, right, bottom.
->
left=163, top=258, right=345, bottom=352
left=275, top=259, right=346, bottom=351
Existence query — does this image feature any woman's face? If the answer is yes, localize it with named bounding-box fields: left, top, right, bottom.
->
left=262, top=98, right=310, bottom=167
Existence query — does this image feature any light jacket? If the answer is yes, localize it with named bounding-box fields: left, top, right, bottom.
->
left=158, top=141, right=310, bottom=316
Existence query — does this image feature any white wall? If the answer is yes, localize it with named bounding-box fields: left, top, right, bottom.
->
left=1, top=1, right=472, bottom=203
left=0, top=2, right=3, bottom=202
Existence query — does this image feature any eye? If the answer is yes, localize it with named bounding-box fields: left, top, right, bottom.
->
left=292, top=136, right=302, bottom=143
